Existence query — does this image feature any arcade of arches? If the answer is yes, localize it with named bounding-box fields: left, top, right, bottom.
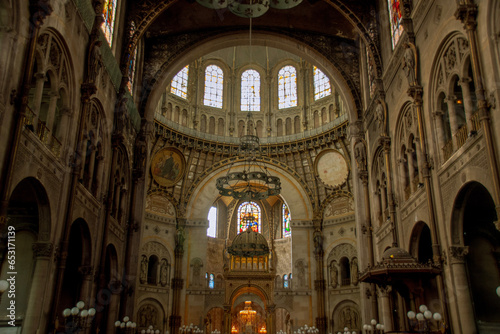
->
left=1, top=0, right=500, bottom=334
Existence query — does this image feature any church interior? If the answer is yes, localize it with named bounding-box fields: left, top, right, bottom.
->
left=1, top=0, right=500, bottom=333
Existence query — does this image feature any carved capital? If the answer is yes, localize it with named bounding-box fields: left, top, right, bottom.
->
left=377, top=285, right=392, bottom=297
left=455, top=3, right=478, bottom=31
left=32, top=242, right=53, bottom=258
left=30, top=0, right=53, bottom=27
left=449, top=246, right=469, bottom=264
left=171, top=278, right=184, bottom=290
left=78, top=265, right=94, bottom=277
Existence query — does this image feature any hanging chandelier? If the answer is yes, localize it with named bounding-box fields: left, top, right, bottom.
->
left=215, top=112, right=281, bottom=200
left=196, top=0, right=302, bottom=18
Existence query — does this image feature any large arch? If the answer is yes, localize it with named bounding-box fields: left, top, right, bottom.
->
left=185, top=159, right=313, bottom=221
left=450, top=181, right=500, bottom=333
left=143, top=31, right=359, bottom=124
left=0, top=177, right=52, bottom=332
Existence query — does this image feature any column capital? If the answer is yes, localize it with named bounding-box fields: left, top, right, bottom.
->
left=32, top=242, right=53, bottom=258
left=455, top=2, right=478, bottom=31
left=449, top=245, right=469, bottom=264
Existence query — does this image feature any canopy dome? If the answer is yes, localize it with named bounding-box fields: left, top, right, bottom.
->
left=228, top=228, right=270, bottom=257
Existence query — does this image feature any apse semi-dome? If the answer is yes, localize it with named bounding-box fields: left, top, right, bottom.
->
left=228, top=228, right=270, bottom=257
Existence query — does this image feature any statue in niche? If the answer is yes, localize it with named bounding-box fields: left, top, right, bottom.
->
left=351, top=258, right=359, bottom=286
left=354, top=141, right=367, bottom=172
left=313, top=229, right=323, bottom=256
left=138, top=305, right=158, bottom=328
left=403, top=43, right=417, bottom=86
left=87, top=40, right=103, bottom=84
left=340, top=307, right=359, bottom=330
left=175, top=227, right=185, bottom=252
left=160, top=259, right=169, bottom=287
left=330, top=261, right=338, bottom=288
left=374, top=101, right=385, bottom=130
left=140, top=255, right=147, bottom=284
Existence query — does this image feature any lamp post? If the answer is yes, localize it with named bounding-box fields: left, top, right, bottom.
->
left=295, top=324, right=319, bottom=334
left=61, top=301, right=96, bottom=332
left=407, top=305, right=444, bottom=333
left=336, top=326, right=357, bottom=334
left=179, top=324, right=203, bottom=334
left=362, top=319, right=384, bottom=334
left=141, top=325, right=161, bottom=334
left=115, top=316, right=137, bottom=333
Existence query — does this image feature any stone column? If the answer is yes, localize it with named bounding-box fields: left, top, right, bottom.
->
left=169, top=223, right=186, bottom=334
left=449, top=246, right=476, bottom=334
left=458, top=77, right=475, bottom=129
left=223, top=303, right=231, bottom=334
left=445, top=96, right=460, bottom=145
left=266, top=304, right=276, bottom=334
left=45, top=91, right=59, bottom=133
left=313, top=225, right=327, bottom=334
left=31, top=72, right=46, bottom=131
left=406, top=148, right=416, bottom=192
left=377, top=286, right=393, bottom=332
left=22, top=242, right=53, bottom=334
left=432, top=110, right=446, bottom=149
left=78, top=265, right=94, bottom=305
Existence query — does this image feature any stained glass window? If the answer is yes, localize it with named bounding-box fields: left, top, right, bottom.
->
left=313, top=66, right=331, bottom=100
left=102, top=0, right=117, bottom=45
left=171, top=65, right=189, bottom=99
left=127, top=47, right=137, bottom=93
left=278, top=66, right=297, bottom=109
left=283, top=274, right=289, bottom=288
left=204, top=65, right=223, bottom=108
left=209, top=273, right=215, bottom=289
left=283, top=203, right=291, bottom=237
left=207, top=206, right=217, bottom=237
left=241, top=69, right=261, bottom=111
left=238, top=202, right=261, bottom=234
left=387, top=0, right=404, bottom=49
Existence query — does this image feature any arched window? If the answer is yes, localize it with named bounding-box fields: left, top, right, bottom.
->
left=207, top=206, right=217, bottom=237
left=127, top=47, right=137, bottom=94
left=387, top=0, right=404, bottom=49
left=339, top=257, right=351, bottom=286
left=241, top=69, right=260, bottom=111
left=102, top=0, right=118, bottom=45
left=171, top=65, right=189, bottom=99
left=313, top=66, right=331, bottom=100
left=283, top=274, right=289, bottom=288
left=209, top=273, right=215, bottom=289
left=147, top=255, right=159, bottom=285
left=238, top=202, right=261, bottom=233
left=278, top=66, right=297, bottom=109
left=204, top=65, right=224, bottom=108
left=282, top=203, right=291, bottom=238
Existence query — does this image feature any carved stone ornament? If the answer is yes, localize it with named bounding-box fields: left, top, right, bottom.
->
left=448, top=246, right=469, bottom=264
left=32, top=242, right=53, bottom=258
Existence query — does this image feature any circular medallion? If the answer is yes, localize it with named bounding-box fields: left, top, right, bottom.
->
left=315, top=149, right=349, bottom=188
left=151, top=147, right=186, bottom=187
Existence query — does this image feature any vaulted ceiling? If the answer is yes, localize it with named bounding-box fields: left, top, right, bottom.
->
left=123, top=0, right=382, bottom=117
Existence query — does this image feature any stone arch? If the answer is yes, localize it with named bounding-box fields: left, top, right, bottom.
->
left=142, top=32, right=358, bottom=125
left=136, top=299, right=165, bottom=332
left=449, top=181, right=500, bottom=330
left=332, top=300, right=361, bottom=333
